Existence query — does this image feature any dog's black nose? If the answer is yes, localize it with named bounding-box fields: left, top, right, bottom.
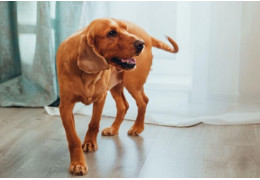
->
left=134, top=40, right=145, bottom=54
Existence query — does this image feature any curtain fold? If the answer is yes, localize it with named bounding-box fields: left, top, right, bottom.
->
left=0, top=2, right=84, bottom=107
left=0, top=2, right=56, bottom=106
left=0, top=2, right=21, bottom=83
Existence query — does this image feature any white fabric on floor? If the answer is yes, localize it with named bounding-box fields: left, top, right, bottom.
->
left=44, top=87, right=260, bottom=127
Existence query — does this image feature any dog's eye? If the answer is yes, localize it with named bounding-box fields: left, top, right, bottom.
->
left=107, top=30, right=117, bottom=37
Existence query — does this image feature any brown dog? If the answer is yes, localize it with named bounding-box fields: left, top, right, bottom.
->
left=57, top=18, right=178, bottom=175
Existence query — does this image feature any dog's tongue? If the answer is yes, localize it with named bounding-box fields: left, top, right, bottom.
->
left=120, top=58, right=136, bottom=64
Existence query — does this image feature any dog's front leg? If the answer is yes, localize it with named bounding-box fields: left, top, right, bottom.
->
left=82, top=92, right=107, bottom=152
left=59, top=100, right=87, bottom=175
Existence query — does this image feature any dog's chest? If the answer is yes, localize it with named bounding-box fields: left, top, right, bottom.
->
left=107, top=70, right=122, bottom=90
left=80, top=71, right=110, bottom=104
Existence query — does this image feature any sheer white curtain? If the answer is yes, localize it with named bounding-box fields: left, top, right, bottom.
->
left=46, top=2, right=260, bottom=126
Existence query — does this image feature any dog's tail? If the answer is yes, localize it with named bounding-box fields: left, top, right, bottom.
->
left=151, top=36, right=178, bottom=53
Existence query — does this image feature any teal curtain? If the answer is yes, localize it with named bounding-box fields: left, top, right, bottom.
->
left=0, top=1, right=84, bottom=107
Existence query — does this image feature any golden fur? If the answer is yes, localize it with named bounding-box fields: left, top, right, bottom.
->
left=57, top=18, right=178, bottom=175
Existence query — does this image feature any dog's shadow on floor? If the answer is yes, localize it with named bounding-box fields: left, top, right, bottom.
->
left=82, top=135, right=145, bottom=177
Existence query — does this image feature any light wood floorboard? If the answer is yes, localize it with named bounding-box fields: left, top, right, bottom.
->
left=0, top=108, right=260, bottom=178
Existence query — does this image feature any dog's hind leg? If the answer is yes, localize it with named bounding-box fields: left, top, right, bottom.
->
left=102, top=83, right=129, bottom=136
left=125, top=86, right=149, bottom=136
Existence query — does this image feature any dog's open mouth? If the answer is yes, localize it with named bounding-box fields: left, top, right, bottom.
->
left=110, top=57, right=136, bottom=69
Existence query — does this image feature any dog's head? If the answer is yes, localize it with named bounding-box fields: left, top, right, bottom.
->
left=77, top=18, right=144, bottom=74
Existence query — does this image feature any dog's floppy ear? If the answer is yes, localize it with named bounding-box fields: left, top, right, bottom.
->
left=77, top=34, right=109, bottom=74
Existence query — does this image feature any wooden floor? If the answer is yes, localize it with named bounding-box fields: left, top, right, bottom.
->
left=1, top=108, right=260, bottom=178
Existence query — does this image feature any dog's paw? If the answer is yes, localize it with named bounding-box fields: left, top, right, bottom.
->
left=69, top=161, right=88, bottom=176
left=102, top=127, right=118, bottom=136
left=127, top=125, right=144, bottom=136
left=82, top=141, right=98, bottom=152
